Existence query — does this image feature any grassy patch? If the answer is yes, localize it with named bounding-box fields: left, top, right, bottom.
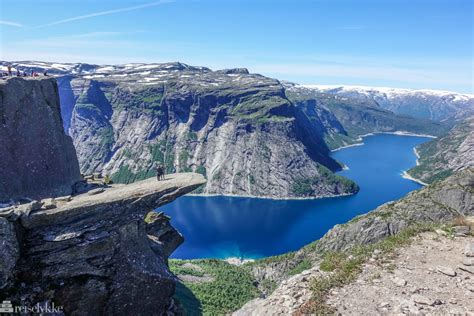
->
left=248, top=174, right=256, bottom=185
left=288, top=259, right=312, bottom=275
left=149, top=144, right=165, bottom=163
left=247, top=251, right=296, bottom=267
left=259, top=278, right=277, bottom=294
left=187, top=131, right=198, bottom=141
left=169, top=261, right=205, bottom=277
left=324, top=132, right=358, bottom=151
left=212, top=170, right=222, bottom=181
left=178, top=150, right=192, bottom=172
left=100, top=127, right=114, bottom=148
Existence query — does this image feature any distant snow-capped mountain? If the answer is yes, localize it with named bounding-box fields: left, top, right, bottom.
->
left=301, top=85, right=474, bottom=122
left=2, top=61, right=472, bottom=122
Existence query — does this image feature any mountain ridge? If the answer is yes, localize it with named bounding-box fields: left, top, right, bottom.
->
left=298, top=83, right=474, bottom=122
left=2, top=60, right=466, bottom=199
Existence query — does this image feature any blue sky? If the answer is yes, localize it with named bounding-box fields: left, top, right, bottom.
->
left=1, top=0, right=472, bottom=93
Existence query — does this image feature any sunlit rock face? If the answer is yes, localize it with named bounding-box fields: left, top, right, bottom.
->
left=3, top=61, right=360, bottom=199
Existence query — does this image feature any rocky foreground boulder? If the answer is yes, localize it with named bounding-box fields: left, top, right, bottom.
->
left=0, top=77, right=81, bottom=200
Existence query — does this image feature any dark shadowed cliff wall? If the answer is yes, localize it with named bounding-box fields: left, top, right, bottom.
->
left=0, top=78, right=81, bottom=200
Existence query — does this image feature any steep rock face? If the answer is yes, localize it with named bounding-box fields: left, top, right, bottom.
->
left=0, top=217, right=19, bottom=290
left=56, top=64, right=357, bottom=198
left=3, top=61, right=461, bottom=198
left=303, top=85, right=474, bottom=122
left=0, top=78, right=81, bottom=200
left=1, top=174, right=205, bottom=314
left=408, top=118, right=474, bottom=184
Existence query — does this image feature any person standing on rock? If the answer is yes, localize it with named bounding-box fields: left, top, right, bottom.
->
left=7, top=65, right=12, bottom=76
left=156, top=164, right=165, bottom=181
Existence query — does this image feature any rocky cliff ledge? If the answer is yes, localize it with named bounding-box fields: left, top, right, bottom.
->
left=0, top=78, right=81, bottom=200
left=0, top=173, right=205, bottom=314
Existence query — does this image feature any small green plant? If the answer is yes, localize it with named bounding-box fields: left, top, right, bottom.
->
left=288, top=259, right=312, bottom=276
left=319, top=252, right=348, bottom=272
left=259, top=278, right=277, bottom=294
left=103, top=175, right=111, bottom=185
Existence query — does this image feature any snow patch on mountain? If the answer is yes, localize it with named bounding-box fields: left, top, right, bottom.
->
left=303, top=84, right=473, bottom=100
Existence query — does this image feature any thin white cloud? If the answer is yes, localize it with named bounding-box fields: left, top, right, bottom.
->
left=31, top=0, right=174, bottom=29
left=0, top=20, right=23, bottom=27
left=335, top=26, right=365, bottom=30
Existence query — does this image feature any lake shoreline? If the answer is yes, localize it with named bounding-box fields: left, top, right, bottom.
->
left=331, top=131, right=436, bottom=152
left=187, top=191, right=354, bottom=201
left=401, top=171, right=428, bottom=186
left=189, top=133, right=431, bottom=201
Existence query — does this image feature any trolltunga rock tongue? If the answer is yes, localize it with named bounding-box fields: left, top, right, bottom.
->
left=4, top=172, right=205, bottom=314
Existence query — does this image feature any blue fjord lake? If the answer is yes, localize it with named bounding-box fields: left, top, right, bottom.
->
left=161, top=134, right=430, bottom=259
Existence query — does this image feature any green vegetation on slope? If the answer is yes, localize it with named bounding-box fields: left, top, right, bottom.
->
left=169, top=259, right=259, bottom=315
left=288, top=259, right=312, bottom=276
left=113, top=86, right=165, bottom=114
left=110, top=165, right=155, bottom=183
left=407, top=118, right=473, bottom=184
left=325, top=99, right=445, bottom=137
left=291, top=165, right=359, bottom=197
left=323, top=132, right=359, bottom=151
left=228, top=93, right=292, bottom=123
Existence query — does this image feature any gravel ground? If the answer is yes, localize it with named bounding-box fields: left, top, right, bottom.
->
left=327, top=231, right=474, bottom=315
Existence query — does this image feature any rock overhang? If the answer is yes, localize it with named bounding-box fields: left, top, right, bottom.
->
left=20, top=173, right=206, bottom=229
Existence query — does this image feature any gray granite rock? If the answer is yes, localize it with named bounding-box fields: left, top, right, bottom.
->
left=0, top=217, right=19, bottom=289
left=0, top=78, right=81, bottom=200
left=465, top=243, right=474, bottom=257
left=87, top=188, right=105, bottom=195
left=437, top=266, right=456, bottom=277
left=7, top=173, right=205, bottom=315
